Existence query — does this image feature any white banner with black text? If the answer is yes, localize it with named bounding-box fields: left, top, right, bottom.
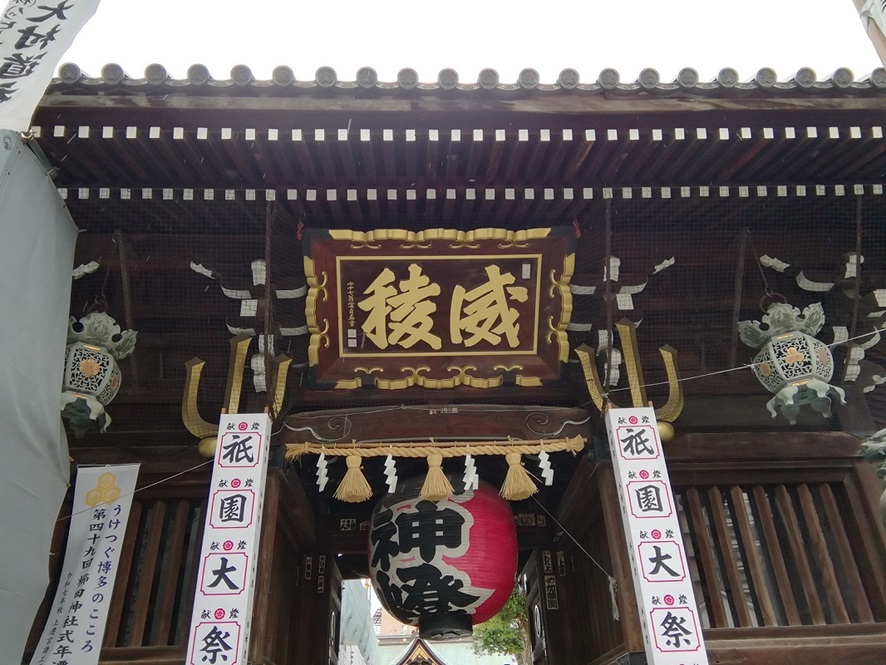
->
left=30, top=463, right=140, bottom=665
left=605, top=407, right=709, bottom=665
left=0, top=0, right=100, bottom=131
left=186, top=414, right=272, bottom=665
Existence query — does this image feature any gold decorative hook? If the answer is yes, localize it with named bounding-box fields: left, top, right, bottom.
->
left=576, top=318, right=683, bottom=422
left=182, top=333, right=253, bottom=439
left=182, top=358, right=217, bottom=439
left=223, top=334, right=253, bottom=415
left=271, top=354, right=293, bottom=418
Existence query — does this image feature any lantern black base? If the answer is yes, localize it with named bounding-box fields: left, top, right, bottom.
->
left=419, top=613, right=472, bottom=640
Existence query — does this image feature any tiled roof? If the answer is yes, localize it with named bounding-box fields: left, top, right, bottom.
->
left=50, top=62, right=886, bottom=96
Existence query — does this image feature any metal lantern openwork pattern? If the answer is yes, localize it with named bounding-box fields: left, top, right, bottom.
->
left=61, top=312, right=137, bottom=436
left=739, top=302, right=845, bottom=424
left=368, top=475, right=517, bottom=640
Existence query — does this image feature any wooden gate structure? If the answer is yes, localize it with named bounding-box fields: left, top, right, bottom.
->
left=21, top=62, right=886, bottom=663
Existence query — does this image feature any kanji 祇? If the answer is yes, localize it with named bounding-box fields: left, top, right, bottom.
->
left=221, top=435, right=255, bottom=465
left=619, top=427, right=656, bottom=457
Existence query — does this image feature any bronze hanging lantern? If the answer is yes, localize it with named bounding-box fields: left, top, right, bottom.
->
left=739, top=302, right=845, bottom=424
left=61, top=312, right=137, bottom=436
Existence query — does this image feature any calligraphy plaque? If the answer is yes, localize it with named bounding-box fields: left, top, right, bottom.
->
left=303, top=227, right=574, bottom=389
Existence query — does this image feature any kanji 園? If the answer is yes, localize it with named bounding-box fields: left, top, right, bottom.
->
left=210, top=491, right=253, bottom=529
left=627, top=480, right=673, bottom=518
left=636, top=485, right=663, bottom=511
left=219, top=494, right=246, bottom=522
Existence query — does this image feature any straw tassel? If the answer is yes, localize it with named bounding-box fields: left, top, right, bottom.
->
left=420, top=453, right=453, bottom=501
left=334, top=455, right=373, bottom=503
left=500, top=452, right=538, bottom=500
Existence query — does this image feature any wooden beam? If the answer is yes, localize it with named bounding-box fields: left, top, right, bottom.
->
left=36, top=92, right=886, bottom=116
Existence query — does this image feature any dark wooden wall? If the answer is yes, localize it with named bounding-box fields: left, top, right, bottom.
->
left=525, top=432, right=886, bottom=665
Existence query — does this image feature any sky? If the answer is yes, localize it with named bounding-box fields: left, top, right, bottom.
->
left=58, top=0, right=883, bottom=85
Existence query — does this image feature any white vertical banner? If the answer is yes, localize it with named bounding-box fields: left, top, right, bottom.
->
left=605, top=407, right=709, bottom=665
left=0, top=0, right=101, bottom=131
left=30, top=463, right=140, bottom=665
left=0, top=129, right=77, bottom=662
left=186, top=414, right=271, bottom=665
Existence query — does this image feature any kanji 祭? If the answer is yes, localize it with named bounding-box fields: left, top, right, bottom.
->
left=659, top=611, right=693, bottom=648
left=199, top=626, right=233, bottom=664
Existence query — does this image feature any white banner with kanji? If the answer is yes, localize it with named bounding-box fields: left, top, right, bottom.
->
left=186, top=414, right=271, bottom=665
left=0, top=0, right=100, bottom=131
left=605, top=407, right=709, bottom=665
left=30, top=463, right=140, bottom=665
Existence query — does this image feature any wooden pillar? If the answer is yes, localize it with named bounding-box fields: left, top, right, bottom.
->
left=249, top=470, right=320, bottom=664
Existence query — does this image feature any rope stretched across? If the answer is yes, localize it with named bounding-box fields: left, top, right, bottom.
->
left=284, top=434, right=585, bottom=460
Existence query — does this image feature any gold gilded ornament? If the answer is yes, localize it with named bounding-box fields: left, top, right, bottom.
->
left=657, top=421, right=675, bottom=443
left=197, top=436, right=218, bottom=459
left=79, top=358, right=101, bottom=377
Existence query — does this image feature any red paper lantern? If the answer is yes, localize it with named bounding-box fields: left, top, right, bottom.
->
left=368, top=476, right=518, bottom=639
